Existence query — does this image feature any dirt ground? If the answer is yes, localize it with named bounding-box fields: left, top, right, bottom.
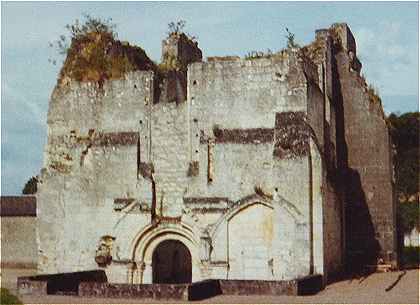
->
left=1, top=267, right=419, bottom=304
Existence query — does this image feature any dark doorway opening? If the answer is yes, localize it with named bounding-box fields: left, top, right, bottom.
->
left=152, top=239, right=192, bottom=284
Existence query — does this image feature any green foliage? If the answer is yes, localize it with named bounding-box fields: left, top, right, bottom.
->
left=0, top=288, right=23, bottom=305
left=168, top=20, right=186, bottom=36
left=167, top=20, right=197, bottom=41
left=395, top=148, right=419, bottom=198
left=397, top=202, right=420, bottom=233
left=387, top=112, right=419, bottom=199
left=159, top=54, right=182, bottom=72
left=388, top=112, right=419, bottom=151
left=22, top=176, right=38, bottom=194
left=367, top=84, right=382, bottom=105
left=244, top=27, right=300, bottom=59
left=400, top=246, right=420, bottom=267
left=245, top=49, right=273, bottom=60
left=51, top=14, right=154, bottom=84
left=49, top=14, right=116, bottom=62
left=285, top=27, right=300, bottom=49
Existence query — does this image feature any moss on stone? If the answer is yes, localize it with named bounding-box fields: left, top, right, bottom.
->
left=58, top=32, right=155, bottom=85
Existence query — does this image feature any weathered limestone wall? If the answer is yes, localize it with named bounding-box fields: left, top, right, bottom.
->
left=1, top=196, right=38, bottom=269
left=187, top=54, right=309, bottom=198
left=38, top=72, right=155, bottom=279
left=47, top=72, right=153, bottom=135
left=38, top=48, right=330, bottom=283
left=188, top=54, right=306, bottom=131
left=183, top=55, right=322, bottom=281
left=308, top=33, right=344, bottom=281
left=332, top=24, right=397, bottom=267
left=151, top=102, right=190, bottom=217
left=36, top=23, right=398, bottom=285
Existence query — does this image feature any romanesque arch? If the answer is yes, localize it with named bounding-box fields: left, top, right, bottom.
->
left=130, top=222, right=200, bottom=284
left=152, top=239, right=192, bottom=283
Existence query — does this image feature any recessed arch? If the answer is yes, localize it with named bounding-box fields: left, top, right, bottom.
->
left=130, top=222, right=200, bottom=284
left=131, top=223, right=197, bottom=261
left=209, top=193, right=303, bottom=240
left=152, top=239, right=192, bottom=284
left=209, top=194, right=273, bottom=239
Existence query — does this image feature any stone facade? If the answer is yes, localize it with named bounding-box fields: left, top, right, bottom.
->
left=36, top=23, right=397, bottom=285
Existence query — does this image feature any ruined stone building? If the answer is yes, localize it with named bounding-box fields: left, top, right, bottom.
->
left=37, top=23, right=397, bottom=285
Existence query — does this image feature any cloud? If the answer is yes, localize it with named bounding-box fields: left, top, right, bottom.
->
left=1, top=65, right=48, bottom=195
left=354, top=22, right=418, bottom=96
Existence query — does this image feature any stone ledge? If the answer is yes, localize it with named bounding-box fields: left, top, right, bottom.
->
left=79, top=282, right=189, bottom=300
left=218, top=278, right=297, bottom=296
left=183, top=197, right=231, bottom=204
left=18, top=272, right=323, bottom=300
left=17, top=270, right=107, bottom=296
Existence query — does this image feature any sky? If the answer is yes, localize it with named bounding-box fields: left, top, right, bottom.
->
left=1, top=1, right=419, bottom=195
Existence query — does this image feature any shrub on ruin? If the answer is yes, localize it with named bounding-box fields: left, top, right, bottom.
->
left=167, top=19, right=197, bottom=41
left=285, top=28, right=300, bottom=49
left=50, top=14, right=155, bottom=85
left=22, top=176, right=38, bottom=195
left=245, top=49, right=273, bottom=60
left=167, top=20, right=186, bottom=36
left=367, top=84, right=382, bottom=105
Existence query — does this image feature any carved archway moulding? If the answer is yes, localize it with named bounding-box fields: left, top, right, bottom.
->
left=207, top=194, right=271, bottom=236
left=207, top=192, right=303, bottom=243
left=131, top=221, right=200, bottom=265
left=129, top=221, right=201, bottom=283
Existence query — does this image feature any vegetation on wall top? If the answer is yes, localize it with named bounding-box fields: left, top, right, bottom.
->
left=22, top=176, right=38, bottom=195
left=50, top=14, right=155, bottom=85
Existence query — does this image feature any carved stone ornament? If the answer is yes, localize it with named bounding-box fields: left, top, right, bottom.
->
left=95, top=235, right=115, bottom=267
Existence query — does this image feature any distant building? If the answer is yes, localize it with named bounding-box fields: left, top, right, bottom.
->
left=404, top=228, right=419, bottom=247
left=0, top=196, right=37, bottom=268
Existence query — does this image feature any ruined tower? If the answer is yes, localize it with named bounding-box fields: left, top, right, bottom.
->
left=37, top=23, right=396, bottom=285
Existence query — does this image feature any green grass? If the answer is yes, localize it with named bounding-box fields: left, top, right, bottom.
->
left=0, top=288, right=22, bottom=305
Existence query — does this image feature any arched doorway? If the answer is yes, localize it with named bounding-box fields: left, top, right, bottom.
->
left=152, top=239, right=192, bottom=284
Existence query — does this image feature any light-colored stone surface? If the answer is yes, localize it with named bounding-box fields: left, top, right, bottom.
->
left=0, top=217, right=37, bottom=268
left=35, top=22, right=395, bottom=285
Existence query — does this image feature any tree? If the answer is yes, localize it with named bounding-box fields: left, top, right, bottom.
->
left=397, top=202, right=419, bottom=234
left=387, top=112, right=419, bottom=243
left=22, top=176, right=38, bottom=195
left=387, top=112, right=419, bottom=200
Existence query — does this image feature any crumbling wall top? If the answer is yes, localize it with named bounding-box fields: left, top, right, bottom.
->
left=330, top=23, right=357, bottom=54
left=161, top=33, right=202, bottom=70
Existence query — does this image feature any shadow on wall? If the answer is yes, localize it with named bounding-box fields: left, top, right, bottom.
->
left=344, top=169, right=381, bottom=271
left=331, top=50, right=380, bottom=274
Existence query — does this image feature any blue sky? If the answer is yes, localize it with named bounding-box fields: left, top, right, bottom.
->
left=1, top=1, right=419, bottom=195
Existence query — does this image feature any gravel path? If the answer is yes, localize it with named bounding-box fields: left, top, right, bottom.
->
left=2, top=268, right=418, bottom=304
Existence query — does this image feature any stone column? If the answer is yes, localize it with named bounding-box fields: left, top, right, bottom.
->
left=142, top=261, right=153, bottom=284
